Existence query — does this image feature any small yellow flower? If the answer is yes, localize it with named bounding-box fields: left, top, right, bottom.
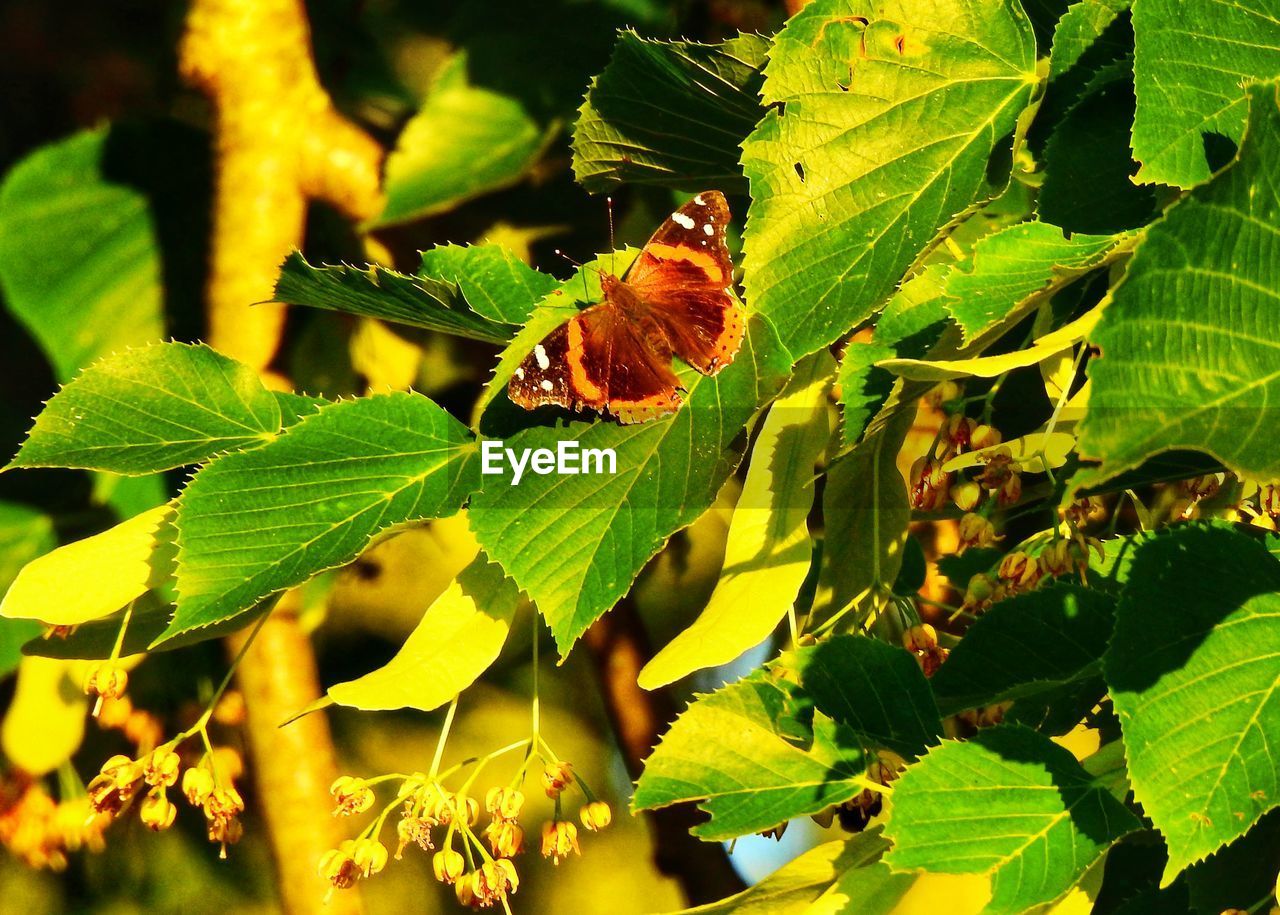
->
left=318, top=841, right=360, bottom=889
left=83, top=663, right=128, bottom=700
left=432, top=848, right=465, bottom=884
left=143, top=747, right=181, bottom=788
left=579, top=800, right=612, bottom=832
left=139, top=788, right=176, bottom=832
left=329, top=775, right=375, bottom=816
left=958, top=513, right=1000, bottom=551
left=471, top=858, right=518, bottom=905
left=182, top=766, right=215, bottom=806
left=541, top=761, right=574, bottom=798
left=949, top=479, right=983, bottom=512
left=351, top=838, right=388, bottom=877
left=901, top=624, right=937, bottom=653
left=485, top=786, right=525, bottom=821
left=484, top=818, right=525, bottom=858
left=540, top=820, right=580, bottom=864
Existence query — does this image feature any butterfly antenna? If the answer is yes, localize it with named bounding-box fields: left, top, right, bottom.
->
left=556, top=249, right=596, bottom=302
left=606, top=196, right=617, bottom=275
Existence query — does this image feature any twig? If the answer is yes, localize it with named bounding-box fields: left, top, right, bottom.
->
left=581, top=598, right=747, bottom=906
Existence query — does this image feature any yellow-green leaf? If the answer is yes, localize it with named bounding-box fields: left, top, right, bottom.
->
left=639, top=352, right=834, bottom=690
left=0, top=504, right=173, bottom=626
left=1, top=657, right=88, bottom=775
left=941, top=432, right=1077, bottom=474
left=876, top=308, right=1099, bottom=381
left=325, top=552, right=521, bottom=712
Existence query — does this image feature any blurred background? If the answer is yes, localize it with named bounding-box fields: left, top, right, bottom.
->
left=0, top=1, right=846, bottom=911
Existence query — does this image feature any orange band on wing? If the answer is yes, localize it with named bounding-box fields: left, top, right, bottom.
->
left=644, top=244, right=724, bottom=283
left=566, top=318, right=606, bottom=403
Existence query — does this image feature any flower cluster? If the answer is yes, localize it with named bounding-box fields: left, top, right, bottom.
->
left=319, top=756, right=613, bottom=910
left=0, top=774, right=109, bottom=870
left=85, top=743, right=246, bottom=857
left=909, top=418, right=1013, bottom=513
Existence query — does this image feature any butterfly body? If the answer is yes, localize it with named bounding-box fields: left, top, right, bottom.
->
left=508, top=191, right=745, bottom=424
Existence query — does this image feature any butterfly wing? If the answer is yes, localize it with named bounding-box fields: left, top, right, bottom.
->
left=626, top=191, right=746, bottom=375
left=507, top=304, right=682, bottom=424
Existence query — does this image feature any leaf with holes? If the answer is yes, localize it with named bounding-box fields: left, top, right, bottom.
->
left=1076, top=83, right=1280, bottom=489
left=573, top=31, right=769, bottom=194
left=1104, top=523, right=1280, bottom=881
left=884, top=726, right=1141, bottom=912
left=166, top=393, right=479, bottom=640
left=740, top=0, right=1038, bottom=360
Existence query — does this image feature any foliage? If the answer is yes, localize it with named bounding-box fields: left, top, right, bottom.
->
left=2, top=0, right=1280, bottom=912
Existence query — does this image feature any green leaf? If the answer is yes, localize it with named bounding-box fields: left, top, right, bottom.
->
left=166, top=392, right=479, bottom=640
left=740, top=0, right=1038, bottom=360
left=1048, top=0, right=1132, bottom=82
left=470, top=317, right=790, bottom=654
left=819, top=408, right=913, bottom=614
left=1039, top=59, right=1158, bottom=234
left=374, top=53, right=554, bottom=227
left=417, top=244, right=558, bottom=325
left=1076, top=83, right=1280, bottom=488
left=274, top=253, right=515, bottom=344
left=11, top=343, right=291, bottom=475
left=676, top=832, right=893, bottom=915
left=930, top=585, right=1115, bottom=716
left=639, top=352, right=834, bottom=689
left=940, top=221, right=1119, bottom=342
left=884, top=725, right=1142, bottom=912
left=0, top=126, right=165, bottom=381
left=838, top=264, right=950, bottom=448
left=633, top=673, right=867, bottom=840
left=324, top=552, right=520, bottom=712
left=1130, top=0, right=1280, bottom=188
left=1103, top=523, right=1280, bottom=881
left=0, top=504, right=57, bottom=677
left=573, top=31, right=769, bottom=194
left=788, top=634, right=943, bottom=760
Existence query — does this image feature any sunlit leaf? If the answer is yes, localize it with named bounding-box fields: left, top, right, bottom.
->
left=1104, top=523, right=1280, bottom=881
left=11, top=343, right=291, bottom=474
left=884, top=726, right=1141, bottom=912
left=741, top=0, right=1038, bottom=359
left=1, top=505, right=173, bottom=627
left=0, top=504, right=57, bottom=677
left=166, top=393, right=479, bottom=640
left=639, top=352, right=834, bottom=689
left=324, top=552, right=520, bottom=712
left=1130, top=0, right=1280, bottom=188
left=1, top=657, right=88, bottom=776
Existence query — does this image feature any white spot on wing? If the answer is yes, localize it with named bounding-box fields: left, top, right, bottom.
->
left=672, top=212, right=695, bottom=230
left=515, top=367, right=525, bottom=379
left=540, top=379, right=553, bottom=391
left=703, top=223, right=714, bottom=236
left=534, top=344, right=550, bottom=370
left=693, top=194, right=706, bottom=205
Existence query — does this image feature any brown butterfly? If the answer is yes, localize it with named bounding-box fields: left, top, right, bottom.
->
left=508, top=191, right=746, bottom=424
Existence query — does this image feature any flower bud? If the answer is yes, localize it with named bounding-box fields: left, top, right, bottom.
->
left=140, top=787, right=176, bottom=831
left=540, top=820, right=580, bottom=864
left=1040, top=539, right=1073, bottom=577
left=901, top=624, right=938, bottom=652
left=949, top=479, right=983, bottom=511
left=432, top=848, right=465, bottom=884
left=455, top=877, right=478, bottom=908
left=330, top=775, right=375, bottom=816
left=84, top=662, right=128, bottom=700
left=962, top=573, right=996, bottom=609
left=998, top=551, right=1040, bottom=588
left=579, top=800, right=612, bottom=832
left=182, top=766, right=215, bottom=806
left=542, top=761, right=575, bottom=798
left=319, top=841, right=360, bottom=889
left=997, top=472, right=1023, bottom=507
left=943, top=415, right=976, bottom=454
left=969, top=424, right=1002, bottom=451
left=485, top=818, right=525, bottom=858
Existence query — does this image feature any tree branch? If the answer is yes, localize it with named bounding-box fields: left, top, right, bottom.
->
left=581, top=599, right=747, bottom=906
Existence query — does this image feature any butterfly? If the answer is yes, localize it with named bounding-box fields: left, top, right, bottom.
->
left=508, top=191, right=746, bottom=424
